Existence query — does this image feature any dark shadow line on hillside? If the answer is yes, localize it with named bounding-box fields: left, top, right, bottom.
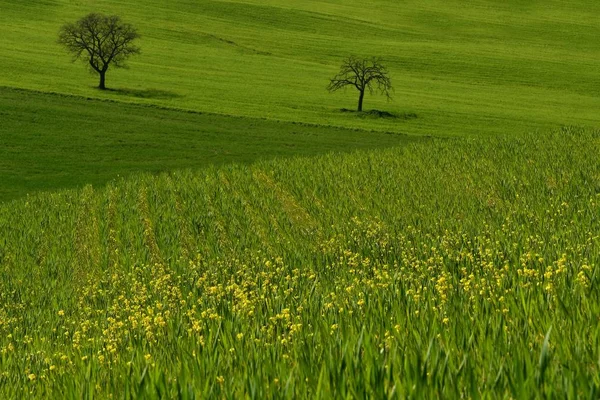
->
left=340, top=108, right=418, bottom=120
left=0, top=85, right=425, bottom=138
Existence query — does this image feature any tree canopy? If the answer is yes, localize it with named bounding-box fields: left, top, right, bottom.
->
left=58, top=13, right=140, bottom=90
left=327, top=56, right=393, bottom=112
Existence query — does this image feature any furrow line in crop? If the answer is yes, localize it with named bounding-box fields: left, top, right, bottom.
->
left=72, top=185, right=101, bottom=287
left=138, top=185, right=164, bottom=266
left=252, top=167, right=320, bottom=238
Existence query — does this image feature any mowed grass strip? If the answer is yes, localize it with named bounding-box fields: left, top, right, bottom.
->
left=0, top=87, right=416, bottom=202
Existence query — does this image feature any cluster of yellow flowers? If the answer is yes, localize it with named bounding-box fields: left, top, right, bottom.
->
left=0, top=191, right=596, bottom=394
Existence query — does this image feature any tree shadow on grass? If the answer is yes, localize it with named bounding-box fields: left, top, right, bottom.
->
left=106, top=88, right=183, bottom=100
left=340, top=108, right=418, bottom=120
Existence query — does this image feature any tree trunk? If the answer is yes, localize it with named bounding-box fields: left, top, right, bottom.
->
left=98, top=71, right=106, bottom=90
left=357, top=90, right=365, bottom=112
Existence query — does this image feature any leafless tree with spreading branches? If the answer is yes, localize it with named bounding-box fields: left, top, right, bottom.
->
left=327, top=56, right=393, bottom=112
left=58, top=13, right=140, bottom=90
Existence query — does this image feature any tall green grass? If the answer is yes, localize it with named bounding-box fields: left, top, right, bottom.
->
left=0, top=127, right=598, bottom=398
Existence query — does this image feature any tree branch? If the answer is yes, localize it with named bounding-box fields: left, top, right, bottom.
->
left=327, top=56, right=394, bottom=108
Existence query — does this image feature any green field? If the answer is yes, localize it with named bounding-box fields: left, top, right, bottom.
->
left=0, top=88, right=415, bottom=201
left=3, top=0, right=600, bottom=136
left=1, top=128, right=599, bottom=397
left=2, top=0, right=600, bottom=199
left=1, top=0, right=600, bottom=398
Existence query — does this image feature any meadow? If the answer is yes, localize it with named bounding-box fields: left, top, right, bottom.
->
left=2, top=0, right=600, bottom=199
left=2, top=0, right=600, bottom=137
left=0, top=127, right=598, bottom=397
left=0, top=88, right=415, bottom=202
left=1, top=0, right=600, bottom=398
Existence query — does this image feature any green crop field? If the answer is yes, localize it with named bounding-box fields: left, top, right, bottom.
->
left=1, top=128, right=599, bottom=398
left=1, top=0, right=600, bottom=398
left=2, top=0, right=600, bottom=198
left=0, top=88, right=416, bottom=202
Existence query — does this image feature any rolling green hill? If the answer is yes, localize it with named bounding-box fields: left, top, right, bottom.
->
left=0, top=128, right=598, bottom=397
left=0, top=88, right=415, bottom=201
left=2, top=1, right=600, bottom=397
left=2, top=0, right=600, bottom=136
left=2, top=0, right=600, bottom=200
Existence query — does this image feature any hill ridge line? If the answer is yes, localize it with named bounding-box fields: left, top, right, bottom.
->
left=0, top=85, right=414, bottom=137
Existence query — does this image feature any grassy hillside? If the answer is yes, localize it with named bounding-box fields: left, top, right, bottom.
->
left=0, top=87, right=415, bottom=201
left=2, top=0, right=600, bottom=136
left=0, top=127, right=598, bottom=398
left=1, top=0, right=600, bottom=397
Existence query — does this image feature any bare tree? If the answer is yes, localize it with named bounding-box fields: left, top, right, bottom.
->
left=327, top=56, right=393, bottom=112
left=58, top=13, right=140, bottom=90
